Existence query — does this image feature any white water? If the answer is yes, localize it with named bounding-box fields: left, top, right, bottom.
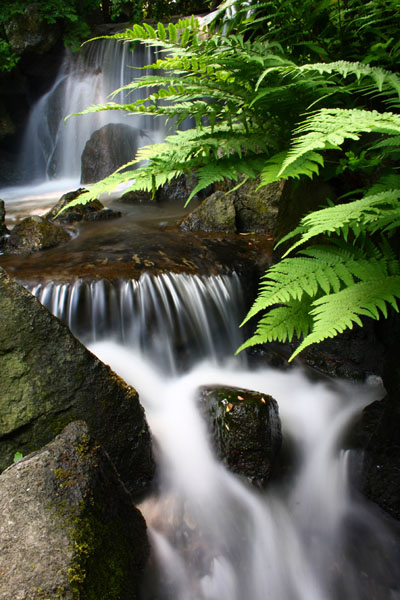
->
left=27, top=271, right=391, bottom=600
left=27, top=272, right=400, bottom=598
left=0, top=38, right=167, bottom=216
left=89, top=342, right=399, bottom=600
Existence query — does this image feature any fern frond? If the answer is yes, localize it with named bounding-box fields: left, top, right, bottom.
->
left=290, top=276, right=400, bottom=360
left=260, top=109, right=400, bottom=185
left=240, top=240, right=396, bottom=326
left=294, top=61, right=400, bottom=98
left=236, top=299, right=313, bottom=353
left=279, top=189, right=400, bottom=255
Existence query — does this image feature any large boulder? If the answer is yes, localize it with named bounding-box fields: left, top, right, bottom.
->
left=0, top=267, right=154, bottom=498
left=0, top=421, right=149, bottom=600
left=3, top=215, right=70, bottom=254
left=80, top=123, right=138, bottom=184
left=46, top=188, right=121, bottom=224
left=199, top=385, right=282, bottom=487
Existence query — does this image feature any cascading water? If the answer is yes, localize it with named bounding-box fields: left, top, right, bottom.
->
left=27, top=272, right=400, bottom=600
left=17, top=39, right=164, bottom=184
left=0, top=38, right=168, bottom=215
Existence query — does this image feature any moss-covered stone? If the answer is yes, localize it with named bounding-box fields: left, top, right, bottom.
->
left=0, top=421, right=149, bottom=600
left=0, top=267, right=154, bottom=498
left=179, top=191, right=236, bottom=233
left=3, top=216, right=70, bottom=254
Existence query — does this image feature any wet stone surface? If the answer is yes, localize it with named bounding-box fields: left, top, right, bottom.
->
left=0, top=200, right=273, bottom=285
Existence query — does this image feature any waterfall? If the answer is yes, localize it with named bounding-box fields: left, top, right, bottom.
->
left=17, top=39, right=166, bottom=185
left=28, top=272, right=246, bottom=373
left=27, top=271, right=400, bottom=599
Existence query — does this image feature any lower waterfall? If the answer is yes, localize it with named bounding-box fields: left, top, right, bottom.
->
left=28, top=272, right=400, bottom=600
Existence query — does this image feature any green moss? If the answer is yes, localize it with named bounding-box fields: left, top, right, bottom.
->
left=68, top=502, right=134, bottom=600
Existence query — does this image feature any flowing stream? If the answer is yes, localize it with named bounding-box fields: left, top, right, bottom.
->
left=3, top=27, right=400, bottom=600
left=28, top=273, right=400, bottom=600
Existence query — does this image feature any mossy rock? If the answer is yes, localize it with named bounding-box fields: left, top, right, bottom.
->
left=0, top=268, right=154, bottom=498
left=3, top=216, right=70, bottom=254
left=0, top=421, right=149, bottom=600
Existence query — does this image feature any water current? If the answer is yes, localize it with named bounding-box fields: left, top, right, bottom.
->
left=2, top=29, right=400, bottom=600
left=29, top=273, right=400, bottom=600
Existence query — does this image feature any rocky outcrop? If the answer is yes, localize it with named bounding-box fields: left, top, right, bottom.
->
left=0, top=421, right=149, bottom=600
left=3, top=215, right=70, bottom=254
left=199, top=385, right=282, bottom=487
left=179, top=191, right=236, bottom=233
left=0, top=268, right=154, bottom=498
left=46, top=188, right=121, bottom=223
left=80, top=123, right=138, bottom=184
left=179, top=179, right=282, bottom=234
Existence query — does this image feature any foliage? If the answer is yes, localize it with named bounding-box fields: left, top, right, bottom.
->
left=64, top=0, right=400, bottom=360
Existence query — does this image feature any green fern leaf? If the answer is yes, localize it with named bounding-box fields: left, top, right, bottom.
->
left=291, top=277, right=400, bottom=360
left=236, top=299, right=313, bottom=354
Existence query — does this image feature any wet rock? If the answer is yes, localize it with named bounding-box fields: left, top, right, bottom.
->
left=0, top=268, right=154, bottom=498
left=198, top=385, right=282, bottom=487
left=351, top=321, right=400, bottom=520
left=46, top=188, right=121, bottom=224
left=273, top=178, right=336, bottom=248
left=155, top=174, right=212, bottom=205
left=4, top=3, right=61, bottom=56
left=179, top=191, right=236, bottom=233
left=121, top=189, right=153, bottom=204
left=0, top=421, right=149, bottom=600
left=3, top=215, right=70, bottom=254
left=81, top=123, right=138, bottom=184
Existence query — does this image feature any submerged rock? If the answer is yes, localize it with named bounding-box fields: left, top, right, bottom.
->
left=0, top=267, right=154, bottom=497
left=199, top=385, right=282, bottom=487
left=3, top=215, right=70, bottom=254
left=46, top=188, right=121, bottom=224
left=0, top=421, right=149, bottom=600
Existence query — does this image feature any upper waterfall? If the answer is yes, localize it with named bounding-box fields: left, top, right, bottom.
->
left=17, top=38, right=167, bottom=185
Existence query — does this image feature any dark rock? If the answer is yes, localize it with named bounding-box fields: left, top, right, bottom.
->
left=3, top=215, right=70, bottom=254
left=0, top=200, right=9, bottom=240
left=179, top=191, right=236, bottom=233
left=155, top=174, right=211, bottom=205
left=0, top=268, right=155, bottom=498
left=234, top=179, right=281, bottom=232
left=0, top=102, right=16, bottom=141
left=273, top=178, right=336, bottom=247
left=46, top=188, right=121, bottom=224
left=0, top=421, right=149, bottom=600
left=80, top=123, right=138, bottom=184
left=198, top=385, right=282, bottom=487
left=121, top=190, right=153, bottom=204
left=4, top=3, right=61, bottom=57
left=351, top=318, right=400, bottom=520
